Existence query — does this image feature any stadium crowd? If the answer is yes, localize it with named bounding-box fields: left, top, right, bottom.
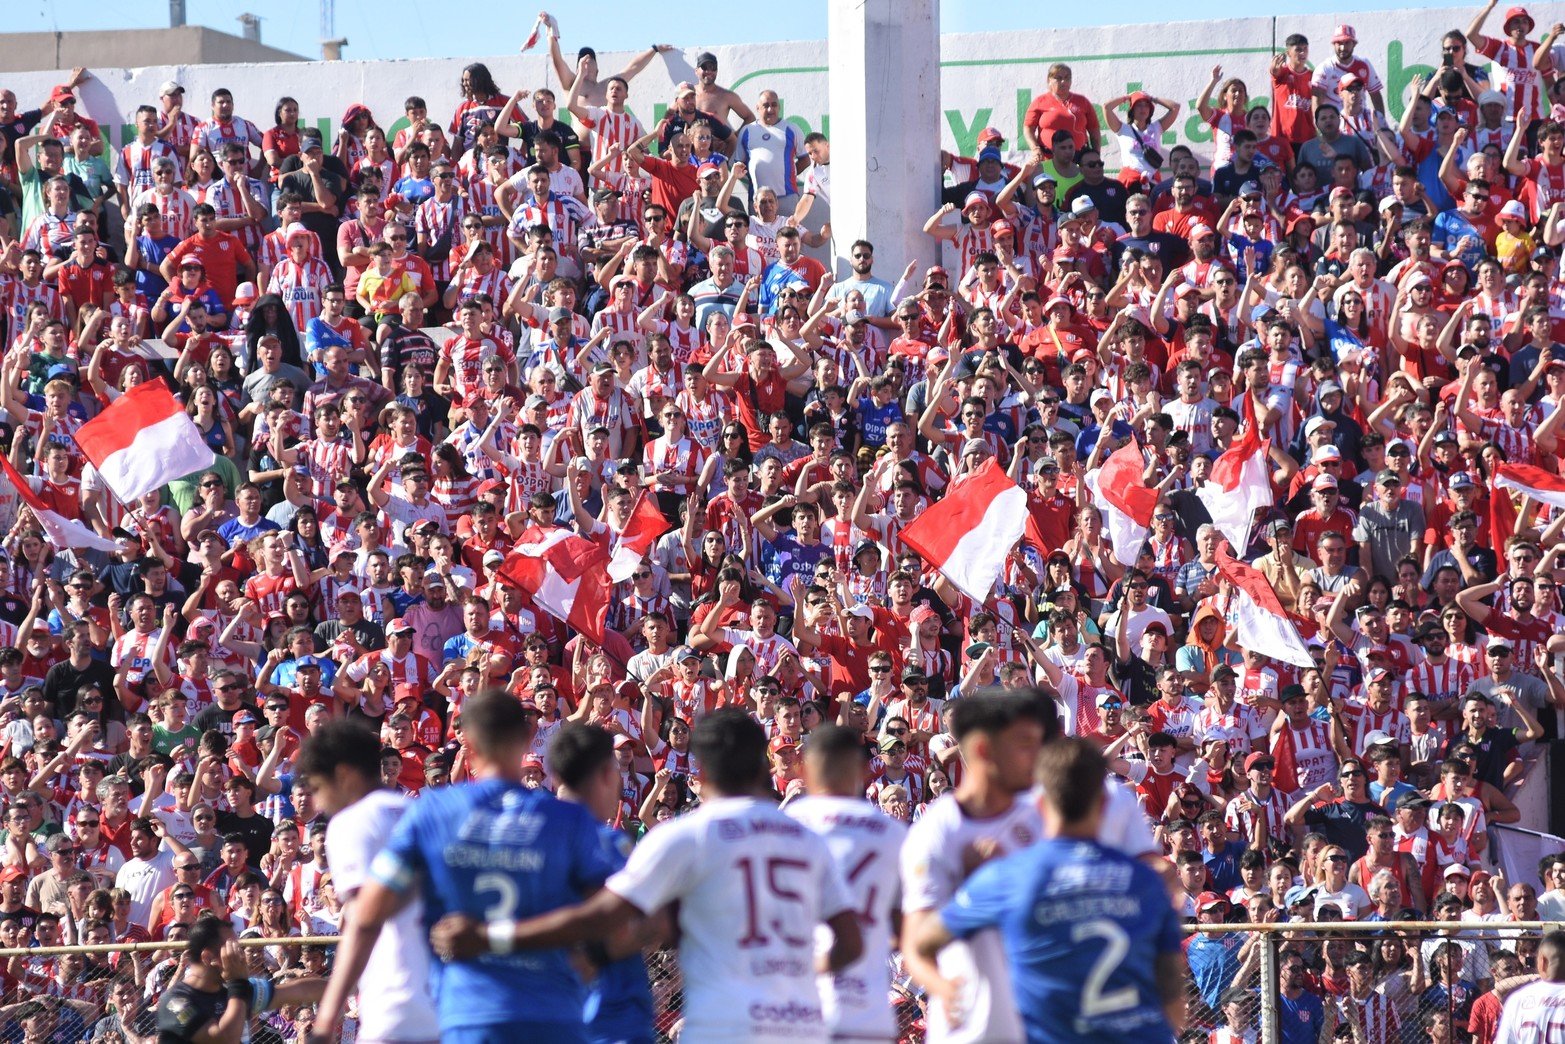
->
left=3, top=3, right=1565, bottom=1041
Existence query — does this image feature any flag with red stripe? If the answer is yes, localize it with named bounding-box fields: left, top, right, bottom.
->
left=496, top=529, right=611, bottom=646
left=900, top=459, right=1034, bottom=603
left=73, top=381, right=216, bottom=504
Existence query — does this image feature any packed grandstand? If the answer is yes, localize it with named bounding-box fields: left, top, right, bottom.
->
left=1, top=4, right=1565, bottom=1042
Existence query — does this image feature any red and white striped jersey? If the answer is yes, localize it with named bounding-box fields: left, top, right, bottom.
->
left=641, top=435, right=708, bottom=495
left=192, top=116, right=263, bottom=155
left=590, top=305, right=642, bottom=352
left=715, top=628, right=799, bottom=678
left=1403, top=657, right=1474, bottom=707
left=130, top=186, right=198, bottom=240
left=1224, top=786, right=1290, bottom=842
left=295, top=437, right=355, bottom=497
left=664, top=675, right=723, bottom=723
left=431, top=475, right=480, bottom=530
left=499, top=459, right=553, bottom=516
left=1196, top=704, right=1268, bottom=759
left=23, top=212, right=75, bottom=256
left=441, top=334, right=512, bottom=401
left=1481, top=37, right=1552, bottom=121
left=582, top=106, right=646, bottom=180
left=415, top=196, right=466, bottom=281
left=1340, top=702, right=1411, bottom=755
left=268, top=256, right=333, bottom=332
left=202, top=177, right=267, bottom=254
left=163, top=111, right=201, bottom=154
left=257, top=226, right=322, bottom=278
left=464, top=180, right=512, bottom=265
left=1334, top=991, right=1399, bottom=1044
left=448, top=265, right=511, bottom=305
left=1274, top=719, right=1338, bottom=792
left=121, top=139, right=179, bottom=192
left=341, top=649, right=437, bottom=689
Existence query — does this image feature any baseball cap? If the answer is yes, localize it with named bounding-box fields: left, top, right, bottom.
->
left=1376, top=469, right=1403, bottom=486
left=0, top=866, right=25, bottom=884
left=387, top=618, right=416, bottom=635
left=1196, top=891, right=1231, bottom=913
left=1244, top=752, right=1275, bottom=772
left=1479, top=89, right=1508, bottom=107
left=1311, top=473, right=1339, bottom=491
left=1444, top=862, right=1473, bottom=878
left=1449, top=471, right=1476, bottom=490
left=1070, top=196, right=1098, bottom=217
left=1500, top=199, right=1529, bottom=221
left=1095, top=691, right=1124, bottom=709
left=392, top=682, right=421, bottom=704
left=1332, top=24, right=1357, bottom=43
left=285, top=222, right=311, bottom=242
left=697, top=161, right=724, bottom=179
left=293, top=655, right=323, bottom=671
left=1329, top=185, right=1354, bottom=201
left=877, top=734, right=906, bottom=753
left=1239, top=181, right=1263, bottom=198
left=769, top=735, right=799, bottom=754
left=1396, top=792, right=1433, bottom=810
left=1284, top=884, right=1316, bottom=907
left=989, top=218, right=1015, bottom=239
left=233, top=282, right=257, bottom=306
left=233, top=711, right=258, bottom=726
left=547, top=305, right=573, bottom=323
left=1303, top=415, right=1337, bottom=438
left=1337, top=72, right=1364, bottom=92
left=1312, top=444, right=1342, bottom=463
left=159, top=80, right=185, bottom=97
left=674, top=81, right=696, bottom=98
left=978, top=146, right=1003, bottom=164
left=1362, top=729, right=1395, bottom=747
left=695, top=51, right=718, bottom=69
left=1188, top=223, right=1216, bottom=239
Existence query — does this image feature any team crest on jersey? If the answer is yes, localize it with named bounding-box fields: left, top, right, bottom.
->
left=718, top=820, right=746, bottom=841
left=168, top=996, right=195, bottom=1024
left=1298, top=1011, right=1312, bottom=1022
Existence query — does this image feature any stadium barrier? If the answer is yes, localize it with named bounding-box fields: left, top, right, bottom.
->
left=0, top=921, right=1554, bottom=1042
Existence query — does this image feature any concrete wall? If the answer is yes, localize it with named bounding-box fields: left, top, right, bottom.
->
left=5, top=6, right=1560, bottom=162
left=0, top=27, right=303, bottom=74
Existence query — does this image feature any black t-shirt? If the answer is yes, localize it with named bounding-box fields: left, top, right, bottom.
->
left=1302, top=797, right=1387, bottom=862
left=157, top=979, right=227, bottom=1043
left=1112, top=231, right=1189, bottom=273
left=522, top=119, right=583, bottom=167
left=1067, top=178, right=1129, bottom=225
left=43, top=657, right=117, bottom=719
left=278, top=161, right=348, bottom=271
left=216, top=809, right=274, bottom=865
left=192, top=699, right=260, bottom=743
left=1444, top=727, right=1518, bottom=791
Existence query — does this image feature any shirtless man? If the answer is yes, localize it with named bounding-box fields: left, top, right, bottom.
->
left=545, top=17, right=671, bottom=109
left=691, top=51, right=757, bottom=128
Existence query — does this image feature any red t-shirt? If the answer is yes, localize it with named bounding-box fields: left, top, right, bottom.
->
left=1024, top=92, right=1100, bottom=150
left=168, top=232, right=253, bottom=306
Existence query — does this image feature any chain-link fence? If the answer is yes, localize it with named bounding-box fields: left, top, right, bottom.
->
left=0, top=920, right=1551, bottom=1042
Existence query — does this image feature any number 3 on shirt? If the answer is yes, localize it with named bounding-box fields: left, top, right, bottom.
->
left=1073, top=919, right=1137, bottom=1018
left=475, top=871, right=519, bottom=920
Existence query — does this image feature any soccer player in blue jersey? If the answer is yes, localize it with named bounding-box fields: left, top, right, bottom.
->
left=912, top=737, right=1187, bottom=1044
left=313, top=690, right=622, bottom=1043
left=548, top=723, right=663, bottom=1044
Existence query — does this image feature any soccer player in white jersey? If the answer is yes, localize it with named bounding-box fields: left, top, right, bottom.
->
left=900, top=690, right=1159, bottom=1044
left=1497, top=930, right=1565, bottom=1043
left=298, top=720, right=438, bottom=1044
left=786, top=723, right=907, bottom=1042
left=431, top=708, right=864, bottom=1044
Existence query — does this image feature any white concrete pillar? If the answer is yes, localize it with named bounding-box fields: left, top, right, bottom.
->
left=826, top=0, right=941, bottom=280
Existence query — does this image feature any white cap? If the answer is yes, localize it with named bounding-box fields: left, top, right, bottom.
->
left=158, top=80, right=184, bottom=97
left=1363, top=729, right=1395, bottom=748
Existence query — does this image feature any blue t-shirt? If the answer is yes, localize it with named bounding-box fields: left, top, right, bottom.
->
left=134, top=233, right=179, bottom=300
left=373, top=778, right=620, bottom=1034
left=1277, top=988, right=1325, bottom=1044
left=854, top=396, right=903, bottom=448
left=759, top=532, right=832, bottom=590
left=393, top=175, right=435, bottom=205
left=1433, top=208, right=1486, bottom=272
left=216, top=516, right=281, bottom=544
left=940, top=836, right=1182, bottom=1044
left=582, top=822, right=653, bottom=1044
left=1202, top=840, right=1247, bottom=892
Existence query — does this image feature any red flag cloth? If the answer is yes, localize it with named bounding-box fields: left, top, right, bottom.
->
left=496, top=530, right=611, bottom=646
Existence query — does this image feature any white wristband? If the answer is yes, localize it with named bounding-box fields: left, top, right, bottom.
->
left=487, top=920, right=517, bottom=954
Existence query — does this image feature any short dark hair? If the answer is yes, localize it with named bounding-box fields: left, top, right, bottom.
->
left=461, top=689, right=538, bottom=757
left=296, top=720, right=382, bottom=784
left=185, top=912, right=230, bottom=958
left=548, top=723, right=614, bottom=790
left=1034, top=738, right=1106, bottom=822
left=689, top=709, right=769, bottom=794
left=948, top=689, right=1059, bottom=743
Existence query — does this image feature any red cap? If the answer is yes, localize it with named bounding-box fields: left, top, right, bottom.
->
left=49, top=86, right=74, bottom=104
left=976, top=126, right=1004, bottom=145
left=521, top=754, right=545, bottom=771
left=392, top=682, right=421, bottom=704
left=989, top=218, right=1015, bottom=238
left=1196, top=891, right=1231, bottom=912
left=768, top=735, right=798, bottom=754
left=1331, top=24, right=1357, bottom=43
left=1504, top=6, right=1534, bottom=30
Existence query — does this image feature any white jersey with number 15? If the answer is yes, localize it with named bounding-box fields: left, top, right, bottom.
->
left=606, top=795, right=852, bottom=1044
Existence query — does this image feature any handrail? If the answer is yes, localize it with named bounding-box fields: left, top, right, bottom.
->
left=0, top=934, right=341, bottom=958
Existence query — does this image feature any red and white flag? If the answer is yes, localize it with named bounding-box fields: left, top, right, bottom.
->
left=73, top=381, right=215, bottom=505
left=1086, top=442, right=1158, bottom=566
left=496, top=529, right=611, bottom=646
left=1495, top=463, right=1565, bottom=513
left=0, top=455, right=119, bottom=553
left=607, top=491, right=672, bottom=582
left=520, top=12, right=556, bottom=50
left=1215, top=543, right=1315, bottom=669
left=1197, top=426, right=1273, bottom=554
left=900, top=459, right=1036, bottom=603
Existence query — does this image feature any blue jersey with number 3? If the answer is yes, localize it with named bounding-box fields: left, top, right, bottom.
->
left=940, top=837, right=1181, bottom=1044
left=372, top=778, right=620, bottom=1034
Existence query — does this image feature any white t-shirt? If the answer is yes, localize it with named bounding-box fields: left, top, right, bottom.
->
left=607, top=795, right=851, bottom=1044
left=115, top=847, right=176, bottom=928
left=786, top=794, right=908, bottom=1040
left=1497, top=979, right=1565, bottom=1043
left=326, top=789, right=439, bottom=1042
left=901, top=782, right=1157, bottom=1044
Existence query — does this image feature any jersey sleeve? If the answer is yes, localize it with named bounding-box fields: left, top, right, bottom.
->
left=568, top=802, right=625, bottom=892
left=937, top=857, right=1010, bottom=939
left=604, top=815, right=698, bottom=914
left=1138, top=860, right=1184, bottom=955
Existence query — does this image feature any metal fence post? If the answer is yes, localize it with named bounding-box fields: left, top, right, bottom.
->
left=1259, top=930, right=1279, bottom=1044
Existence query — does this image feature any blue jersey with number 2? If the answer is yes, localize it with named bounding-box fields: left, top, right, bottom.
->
left=940, top=836, right=1181, bottom=1044
left=372, top=778, right=620, bottom=1035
